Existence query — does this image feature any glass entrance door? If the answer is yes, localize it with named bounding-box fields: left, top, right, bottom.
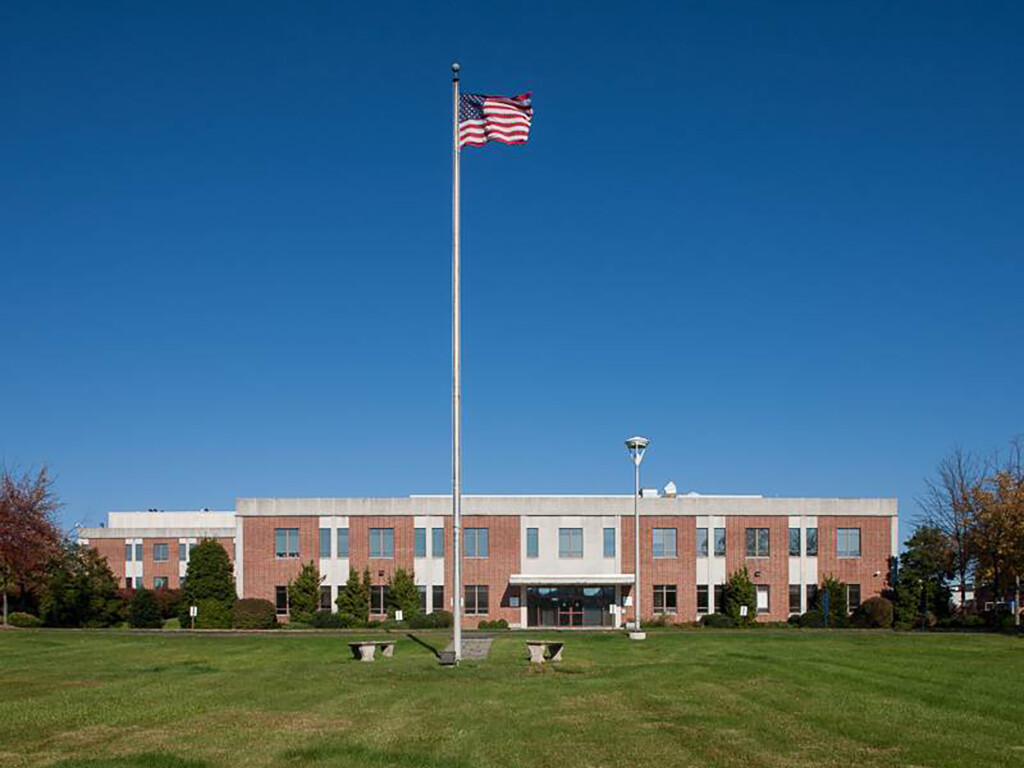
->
left=527, top=586, right=615, bottom=627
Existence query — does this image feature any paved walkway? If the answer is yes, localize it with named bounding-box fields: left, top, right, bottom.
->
left=443, top=635, right=493, bottom=660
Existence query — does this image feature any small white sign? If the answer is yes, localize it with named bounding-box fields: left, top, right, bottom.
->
left=624, top=595, right=633, bottom=607
left=189, top=605, right=198, bottom=617
left=395, top=610, right=403, bottom=622
left=740, top=605, right=748, bottom=617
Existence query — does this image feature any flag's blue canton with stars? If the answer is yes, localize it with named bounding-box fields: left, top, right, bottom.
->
left=458, top=92, right=532, bottom=148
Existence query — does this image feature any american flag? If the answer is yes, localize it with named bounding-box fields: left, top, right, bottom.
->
left=458, top=92, right=533, bottom=148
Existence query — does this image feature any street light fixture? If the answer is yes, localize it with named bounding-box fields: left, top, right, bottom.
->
left=625, top=435, right=649, bottom=640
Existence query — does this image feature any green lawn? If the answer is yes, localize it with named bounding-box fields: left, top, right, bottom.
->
left=1, top=629, right=1021, bottom=768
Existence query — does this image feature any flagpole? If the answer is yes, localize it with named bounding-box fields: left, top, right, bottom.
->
left=451, top=61, right=463, bottom=664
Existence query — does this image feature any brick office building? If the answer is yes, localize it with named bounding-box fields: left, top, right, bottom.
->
left=80, top=489, right=898, bottom=626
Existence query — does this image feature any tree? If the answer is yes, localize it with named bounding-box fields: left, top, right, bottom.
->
left=969, top=442, right=1024, bottom=601
left=919, top=447, right=981, bottom=610
left=891, top=525, right=953, bottom=629
left=722, top=567, right=757, bottom=626
left=38, top=543, right=123, bottom=627
left=287, top=561, right=323, bottom=623
left=127, top=589, right=164, bottom=628
left=386, top=568, right=420, bottom=619
left=335, top=567, right=370, bottom=626
left=178, top=539, right=235, bottom=626
left=0, top=467, right=62, bottom=624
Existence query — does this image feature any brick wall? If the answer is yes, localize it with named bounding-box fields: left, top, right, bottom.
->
left=92, top=539, right=125, bottom=586
left=142, top=539, right=177, bottom=588
left=817, top=516, right=892, bottom=604
left=724, top=516, right=791, bottom=621
left=444, top=515, right=520, bottom=627
left=242, top=517, right=318, bottom=603
left=348, top=516, right=415, bottom=617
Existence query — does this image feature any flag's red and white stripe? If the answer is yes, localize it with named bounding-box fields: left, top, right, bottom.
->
left=459, top=93, right=532, bottom=149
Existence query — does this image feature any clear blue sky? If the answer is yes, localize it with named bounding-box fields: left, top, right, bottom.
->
left=3, top=2, right=1021, bottom=544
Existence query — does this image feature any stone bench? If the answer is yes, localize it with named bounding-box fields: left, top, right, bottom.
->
left=526, top=640, right=564, bottom=663
left=348, top=640, right=396, bottom=662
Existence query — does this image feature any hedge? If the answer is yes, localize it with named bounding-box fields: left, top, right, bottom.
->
left=231, top=598, right=278, bottom=629
left=8, top=612, right=43, bottom=628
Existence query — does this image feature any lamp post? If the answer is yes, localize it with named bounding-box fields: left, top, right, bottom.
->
left=625, top=436, right=649, bottom=640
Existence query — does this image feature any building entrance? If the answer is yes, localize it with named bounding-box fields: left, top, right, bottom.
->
left=526, top=586, right=616, bottom=627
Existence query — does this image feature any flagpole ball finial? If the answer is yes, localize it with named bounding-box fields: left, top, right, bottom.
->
left=451, top=62, right=460, bottom=76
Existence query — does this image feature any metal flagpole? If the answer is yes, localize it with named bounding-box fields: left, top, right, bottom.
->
left=451, top=61, right=463, bottom=663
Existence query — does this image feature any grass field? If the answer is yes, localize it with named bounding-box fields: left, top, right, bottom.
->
left=1, top=628, right=1021, bottom=768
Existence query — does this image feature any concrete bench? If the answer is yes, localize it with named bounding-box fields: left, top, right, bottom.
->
left=348, top=640, right=396, bottom=662
left=526, top=640, right=564, bottom=663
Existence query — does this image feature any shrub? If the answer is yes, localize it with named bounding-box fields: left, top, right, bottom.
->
left=310, top=611, right=352, bottom=629
left=178, top=539, right=235, bottom=627
left=153, top=588, right=184, bottom=619
left=386, top=568, right=420, bottom=620
left=287, top=562, right=323, bottom=624
left=722, top=567, right=757, bottom=626
left=644, top=613, right=675, bottom=628
left=128, top=589, right=164, bottom=628
left=819, top=575, right=849, bottom=628
left=381, top=618, right=408, bottom=630
left=477, top=618, right=510, bottom=630
left=335, top=568, right=370, bottom=626
left=798, top=609, right=825, bottom=628
left=852, top=596, right=894, bottom=629
left=700, top=613, right=736, bottom=628
left=758, top=621, right=795, bottom=629
left=232, top=598, right=278, bottom=629
left=409, top=610, right=452, bottom=629
left=8, top=612, right=42, bottom=628
left=193, top=598, right=232, bottom=629
left=787, top=614, right=801, bottom=626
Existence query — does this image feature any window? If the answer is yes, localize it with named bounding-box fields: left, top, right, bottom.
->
left=789, top=585, right=801, bottom=614
left=417, top=586, right=427, bottom=612
left=653, top=585, right=677, bottom=614
left=125, top=577, right=132, bottom=589
left=431, top=527, right=444, bottom=558
left=806, top=527, right=818, bottom=556
left=151, top=543, right=167, bottom=562
left=432, top=585, right=445, bottom=612
left=180, top=576, right=186, bottom=589
left=558, top=528, right=583, bottom=558
left=178, top=543, right=187, bottom=562
left=134, top=543, right=143, bottom=561
left=369, top=528, right=394, bottom=558
left=806, top=584, right=819, bottom=610
left=464, top=528, right=488, bottom=558
left=370, top=585, right=388, bottom=614
left=319, top=586, right=332, bottom=611
left=526, top=527, right=539, bottom=558
left=837, top=528, right=861, bottom=558
left=714, top=584, right=725, bottom=613
left=697, top=585, right=709, bottom=614
left=714, top=528, right=726, bottom=557
left=154, top=576, right=168, bottom=589
left=465, top=585, right=489, bottom=615
left=603, top=527, right=616, bottom=558
left=756, top=585, right=770, bottom=614
left=275, top=528, right=299, bottom=558
left=788, top=528, right=800, bottom=557
left=847, top=584, right=861, bottom=613
left=275, top=586, right=288, bottom=615
left=696, top=528, right=709, bottom=557
left=745, top=528, right=770, bottom=557
left=337, top=528, right=349, bottom=557
left=652, top=528, right=677, bottom=558
left=414, top=528, right=427, bottom=558
left=319, top=528, right=331, bottom=558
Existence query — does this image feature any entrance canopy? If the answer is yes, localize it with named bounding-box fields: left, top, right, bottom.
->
left=509, top=574, right=635, bottom=586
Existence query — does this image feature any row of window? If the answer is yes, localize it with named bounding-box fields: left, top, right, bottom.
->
left=652, top=583, right=863, bottom=615
left=275, top=584, right=490, bottom=616
left=124, top=542, right=196, bottom=563
left=278, top=526, right=863, bottom=560
left=123, top=576, right=174, bottom=589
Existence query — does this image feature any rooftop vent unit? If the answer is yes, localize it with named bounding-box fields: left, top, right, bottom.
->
left=639, top=487, right=659, bottom=498
left=663, top=481, right=677, bottom=498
